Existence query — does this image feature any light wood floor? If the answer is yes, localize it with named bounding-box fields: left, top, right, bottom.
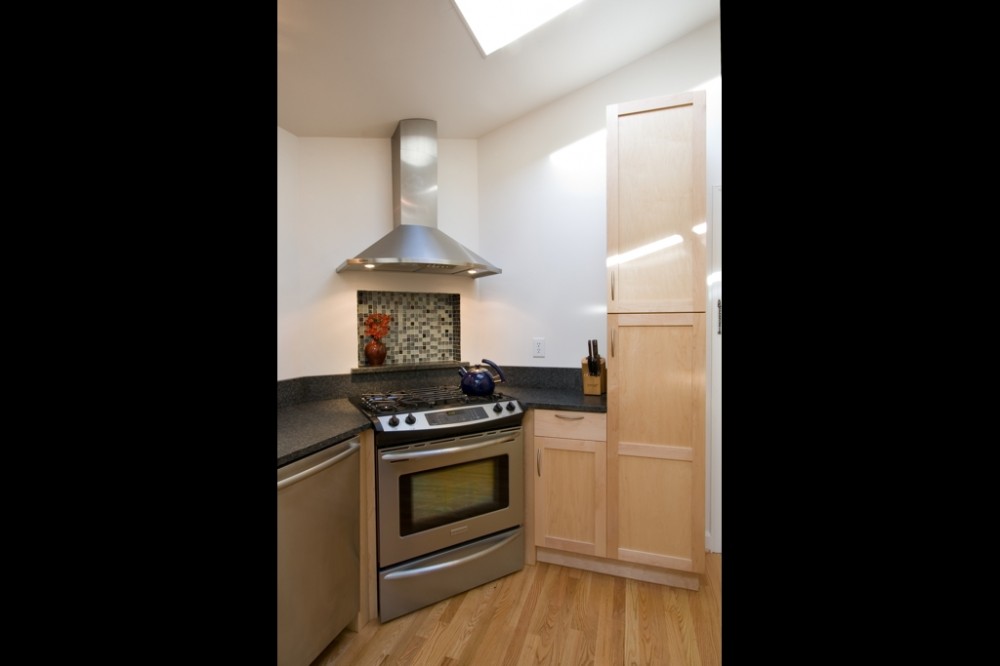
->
left=314, top=552, right=721, bottom=665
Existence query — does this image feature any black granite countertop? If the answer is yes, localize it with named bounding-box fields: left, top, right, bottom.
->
left=277, top=366, right=606, bottom=468
left=277, top=398, right=372, bottom=468
left=499, top=387, right=606, bottom=413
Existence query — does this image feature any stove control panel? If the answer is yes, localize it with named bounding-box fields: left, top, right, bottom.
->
left=426, top=406, right=488, bottom=426
left=375, top=400, right=523, bottom=432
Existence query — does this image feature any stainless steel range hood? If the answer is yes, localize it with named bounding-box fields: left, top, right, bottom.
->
left=336, top=119, right=501, bottom=278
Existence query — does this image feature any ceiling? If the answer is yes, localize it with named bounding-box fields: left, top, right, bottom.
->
left=277, top=0, right=720, bottom=139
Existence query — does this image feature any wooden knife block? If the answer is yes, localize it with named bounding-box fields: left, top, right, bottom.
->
left=581, top=357, right=607, bottom=395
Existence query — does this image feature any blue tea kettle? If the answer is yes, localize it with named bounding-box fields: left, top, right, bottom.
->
left=458, top=359, right=506, bottom=396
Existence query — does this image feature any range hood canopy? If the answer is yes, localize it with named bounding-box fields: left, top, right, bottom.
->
left=336, top=118, right=501, bottom=278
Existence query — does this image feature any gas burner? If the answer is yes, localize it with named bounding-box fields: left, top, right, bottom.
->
left=361, top=386, right=491, bottom=412
left=355, top=385, right=513, bottom=418
left=359, top=393, right=406, bottom=413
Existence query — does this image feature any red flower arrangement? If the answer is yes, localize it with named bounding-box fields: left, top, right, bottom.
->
left=364, top=312, right=392, bottom=341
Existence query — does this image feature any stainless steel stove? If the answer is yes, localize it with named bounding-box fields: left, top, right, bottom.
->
left=350, top=384, right=525, bottom=622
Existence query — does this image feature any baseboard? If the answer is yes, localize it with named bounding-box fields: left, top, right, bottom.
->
left=535, top=548, right=700, bottom=590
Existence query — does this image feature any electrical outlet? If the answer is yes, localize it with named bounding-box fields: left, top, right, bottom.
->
left=532, top=337, right=545, bottom=358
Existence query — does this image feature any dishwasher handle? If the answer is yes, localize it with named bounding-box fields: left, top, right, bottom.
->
left=277, top=439, right=360, bottom=490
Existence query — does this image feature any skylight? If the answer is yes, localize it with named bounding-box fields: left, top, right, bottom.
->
left=452, top=0, right=586, bottom=56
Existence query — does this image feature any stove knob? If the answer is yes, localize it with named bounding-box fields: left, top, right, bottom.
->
left=405, top=413, right=416, bottom=425
left=388, top=415, right=399, bottom=427
left=506, top=402, right=516, bottom=411
left=493, top=403, right=503, bottom=414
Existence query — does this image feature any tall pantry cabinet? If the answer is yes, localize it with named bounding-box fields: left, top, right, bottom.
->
left=606, top=91, right=707, bottom=579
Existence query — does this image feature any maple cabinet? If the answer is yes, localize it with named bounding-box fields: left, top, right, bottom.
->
left=605, top=90, right=707, bottom=579
left=533, top=410, right=606, bottom=558
left=526, top=90, right=710, bottom=589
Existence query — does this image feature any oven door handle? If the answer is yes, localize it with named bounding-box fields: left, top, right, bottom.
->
left=382, top=530, right=520, bottom=580
left=379, top=435, right=517, bottom=461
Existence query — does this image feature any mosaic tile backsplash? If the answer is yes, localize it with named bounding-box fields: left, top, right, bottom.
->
left=357, top=291, right=461, bottom=366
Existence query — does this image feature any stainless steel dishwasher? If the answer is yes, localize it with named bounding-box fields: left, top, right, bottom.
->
left=278, top=437, right=360, bottom=666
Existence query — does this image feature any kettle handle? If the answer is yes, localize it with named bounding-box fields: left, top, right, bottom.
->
left=481, top=359, right=506, bottom=383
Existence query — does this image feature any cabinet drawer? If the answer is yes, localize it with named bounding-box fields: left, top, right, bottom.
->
left=534, top=410, right=606, bottom=441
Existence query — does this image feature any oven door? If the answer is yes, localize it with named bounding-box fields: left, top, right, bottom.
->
left=377, top=426, right=523, bottom=568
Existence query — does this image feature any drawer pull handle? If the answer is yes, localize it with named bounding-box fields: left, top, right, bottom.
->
left=383, top=531, right=520, bottom=580
left=554, top=414, right=584, bottom=421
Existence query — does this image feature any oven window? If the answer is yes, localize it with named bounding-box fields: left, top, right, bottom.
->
left=398, top=455, right=509, bottom=536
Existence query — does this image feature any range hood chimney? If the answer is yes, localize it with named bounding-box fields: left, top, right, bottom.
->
left=336, top=119, right=501, bottom=278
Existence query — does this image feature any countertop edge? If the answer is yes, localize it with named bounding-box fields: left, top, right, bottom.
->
left=276, top=425, right=371, bottom=468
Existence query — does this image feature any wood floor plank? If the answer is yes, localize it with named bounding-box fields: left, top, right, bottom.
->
left=550, top=568, right=589, bottom=665
left=463, top=570, right=531, bottom=664
left=592, top=573, right=623, bottom=665
left=687, top=566, right=721, bottom=666
left=314, top=553, right=721, bottom=666
left=407, top=605, right=462, bottom=664
left=500, top=561, right=548, bottom=665
left=514, top=632, right=542, bottom=666
left=444, top=577, right=505, bottom=663
left=667, top=586, right=704, bottom=665
left=345, top=610, right=420, bottom=666
left=660, top=586, right=690, bottom=665
left=623, top=579, right=653, bottom=664
left=520, top=563, right=562, bottom=664
left=569, top=571, right=602, bottom=664
left=382, top=608, right=432, bottom=665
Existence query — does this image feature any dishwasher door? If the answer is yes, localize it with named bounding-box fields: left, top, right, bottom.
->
left=278, top=437, right=360, bottom=666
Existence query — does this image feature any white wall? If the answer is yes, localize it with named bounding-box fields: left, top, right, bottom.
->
left=277, top=17, right=721, bottom=550
left=277, top=131, right=486, bottom=380
left=277, top=127, right=301, bottom=379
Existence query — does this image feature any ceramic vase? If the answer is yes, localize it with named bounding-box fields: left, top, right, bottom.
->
left=364, top=339, right=387, bottom=366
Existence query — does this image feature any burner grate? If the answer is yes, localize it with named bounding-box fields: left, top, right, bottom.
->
left=358, top=385, right=506, bottom=414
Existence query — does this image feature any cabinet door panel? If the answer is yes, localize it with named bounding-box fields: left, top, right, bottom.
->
left=616, top=320, right=697, bottom=447
left=617, top=454, right=694, bottom=570
left=534, top=435, right=606, bottom=558
left=607, top=313, right=705, bottom=573
left=607, top=91, right=706, bottom=314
